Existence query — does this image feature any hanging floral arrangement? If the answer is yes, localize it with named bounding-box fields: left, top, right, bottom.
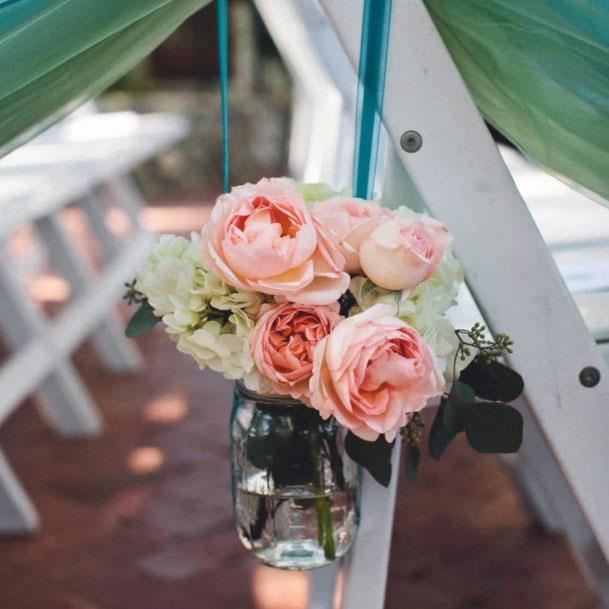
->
left=124, top=177, right=524, bottom=569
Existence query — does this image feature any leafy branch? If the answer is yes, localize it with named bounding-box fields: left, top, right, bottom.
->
left=123, top=279, right=145, bottom=305
left=122, top=279, right=159, bottom=337
left=455, top=322, right=513, bottom=365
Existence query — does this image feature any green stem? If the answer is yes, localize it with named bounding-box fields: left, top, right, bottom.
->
left=311, top=427, right=336, bottom=561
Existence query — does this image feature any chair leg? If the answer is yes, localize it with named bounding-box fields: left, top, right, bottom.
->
left=308, top=563, right=338, bottom=609
left=34, top=212, right=143, bottom=373
left=0, top=242, right=102, bottom=437
left=79, top=190, right=120, bottom=261
left=35, top=363, right=103, bottom=437
left=0, top=448, right=38, bottom=534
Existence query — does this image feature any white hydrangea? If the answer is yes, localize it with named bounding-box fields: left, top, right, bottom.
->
left=136, top=234, right=203, bottom=317
left=136, top=233, right=265, bottom=381
left=407, top=250, right=464, bottom=325
left=163, top=298, right=202, bottom=336
left=176, top=320, right=255, bottom=381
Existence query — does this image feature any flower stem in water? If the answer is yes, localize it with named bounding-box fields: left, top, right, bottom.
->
left=311, top=426, right=336, bottom=561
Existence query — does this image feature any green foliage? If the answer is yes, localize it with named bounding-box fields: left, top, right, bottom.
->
left=345, top=432, right=394, bottom=487
left=455, top=322, right=513, bottom=366
left=122, top=279, right=145, bottom=305
left=428, top=397, right=457, bottom=460
left=460, top=356, right=524, bottom=402
left=428, top=377, right=523, bottom=462
left=404, top=444, right=420, bottom=482
left=463, top=401, right=523, bottom=454
left=125, top=300, right=159, bottom=338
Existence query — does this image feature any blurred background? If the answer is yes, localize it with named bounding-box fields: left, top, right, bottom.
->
left=0, top=1, right=606, bottom=608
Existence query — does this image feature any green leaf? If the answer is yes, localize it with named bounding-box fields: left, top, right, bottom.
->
left=404, top=444, right=420, bottom=482
left=429, top=398, right=457, bottom=460
left=463, top=402, right=523, bottom=454
left=345, top=432, right=394, bottom=487
left=443, top=381, right=475, bottom=436
left=451, top=381, right=476, bottom=403
left=460, top=357, right=524, bottom=402
left=443, top=399, right=466, bottom=437
left=125, top=300, right=159, bottom=337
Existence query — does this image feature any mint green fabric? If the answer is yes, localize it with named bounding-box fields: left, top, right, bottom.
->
left=424, top=0, right=609, bottom=203
left=0, top=0, right=212, bottom=157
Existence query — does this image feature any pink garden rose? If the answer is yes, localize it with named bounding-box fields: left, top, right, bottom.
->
left=200, top=178, right=349, bottom=305
left=310, top=304, right=444, bottom=441
left=359, top=215, right=453, bottom=290
left=312, top=197, right=393, bottom=273
left=252, top=302, right=342, bottom=399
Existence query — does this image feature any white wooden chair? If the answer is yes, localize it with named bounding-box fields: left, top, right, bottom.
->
left=255, top=1, right=609, bottom=607
left=0, top=108, right=189, bottom=533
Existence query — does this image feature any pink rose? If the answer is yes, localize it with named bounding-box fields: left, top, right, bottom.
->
left=200, top=178, right=349, bottom=305
left=310, top=304, right=444, bottom=441
left=359, top=215, right=453, bottom=290
left=252, top=302, right=342, bottom=400
left=312, top=197, right=393, bottom=273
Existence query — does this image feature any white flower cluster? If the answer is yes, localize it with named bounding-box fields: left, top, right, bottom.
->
left=136, top=234, right=263, bottom=382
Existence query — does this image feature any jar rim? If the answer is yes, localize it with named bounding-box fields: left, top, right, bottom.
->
left=235, top=380, right=303, bottom=406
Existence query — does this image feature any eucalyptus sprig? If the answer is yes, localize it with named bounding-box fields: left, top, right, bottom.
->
left=403, top=412, right=425, bottom=447
left=402, top=412, right=425, bottom=481
left=122, top=279, right=159, bottom=338
left=455, top=322, right=514, bottom=365
left=122, top=279, right=145, bottom=306
left=399, top=323, right=525, bottom=484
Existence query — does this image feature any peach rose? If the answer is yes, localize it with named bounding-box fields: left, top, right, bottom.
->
left=200, top=178, right=349, bottom=305
left=310, top=304, right=444, bottom=441
left=312, top=197, right=393, bottom=273
left=360, top=215, right=453, bottom=290
left=252, top=302, right=342, bottom=399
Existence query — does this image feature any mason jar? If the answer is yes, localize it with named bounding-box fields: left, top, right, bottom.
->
left=230, top=381, right=359, bottom=570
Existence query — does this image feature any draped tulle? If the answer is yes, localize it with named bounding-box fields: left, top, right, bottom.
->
left=424, top=0, right=609, bottom=203
left=0, top=0, right=211, bottom=157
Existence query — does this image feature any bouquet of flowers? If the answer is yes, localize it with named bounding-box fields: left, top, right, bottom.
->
left=125, top=177, right=524, bottom=568
left=126, top=177, right=524, bottom=487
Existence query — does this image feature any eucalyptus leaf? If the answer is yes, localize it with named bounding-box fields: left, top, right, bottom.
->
left=429, top=398, right=457, bottom=460
left=443, top=398, right=466, bottom=437
left=464, top=401, right=523, bottom=453
left=451, top=381, right=476, bottom=404
left=345, top=432, right=393, bottom=487
left=404, top=444, right=420, bottom=482
left=443, top=381, right=475, bottom=436
left=125, top=301, right=159, bottom=338
left=460, top=357, right=524, bottom=402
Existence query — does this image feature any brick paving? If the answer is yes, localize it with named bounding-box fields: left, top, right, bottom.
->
left=0, top=202, right=601, bottom=609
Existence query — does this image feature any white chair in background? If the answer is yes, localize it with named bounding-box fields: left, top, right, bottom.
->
left=255, top=1, right=609, bottom=607
left=0, top=107, right=190, bottom=533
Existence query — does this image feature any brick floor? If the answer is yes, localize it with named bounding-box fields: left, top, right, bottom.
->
left=0, top=201, right=601, bottom=609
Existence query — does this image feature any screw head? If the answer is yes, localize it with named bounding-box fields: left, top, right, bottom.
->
left=400, top=130, right=422, bottom=153
left=579, top=366, right=600, bottom=388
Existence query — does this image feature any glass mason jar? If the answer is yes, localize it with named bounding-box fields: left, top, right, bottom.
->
left=231, top=382, right=359, bottom=570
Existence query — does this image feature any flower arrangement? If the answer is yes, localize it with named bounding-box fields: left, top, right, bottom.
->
left=125, top=177, right=524, bottom=487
